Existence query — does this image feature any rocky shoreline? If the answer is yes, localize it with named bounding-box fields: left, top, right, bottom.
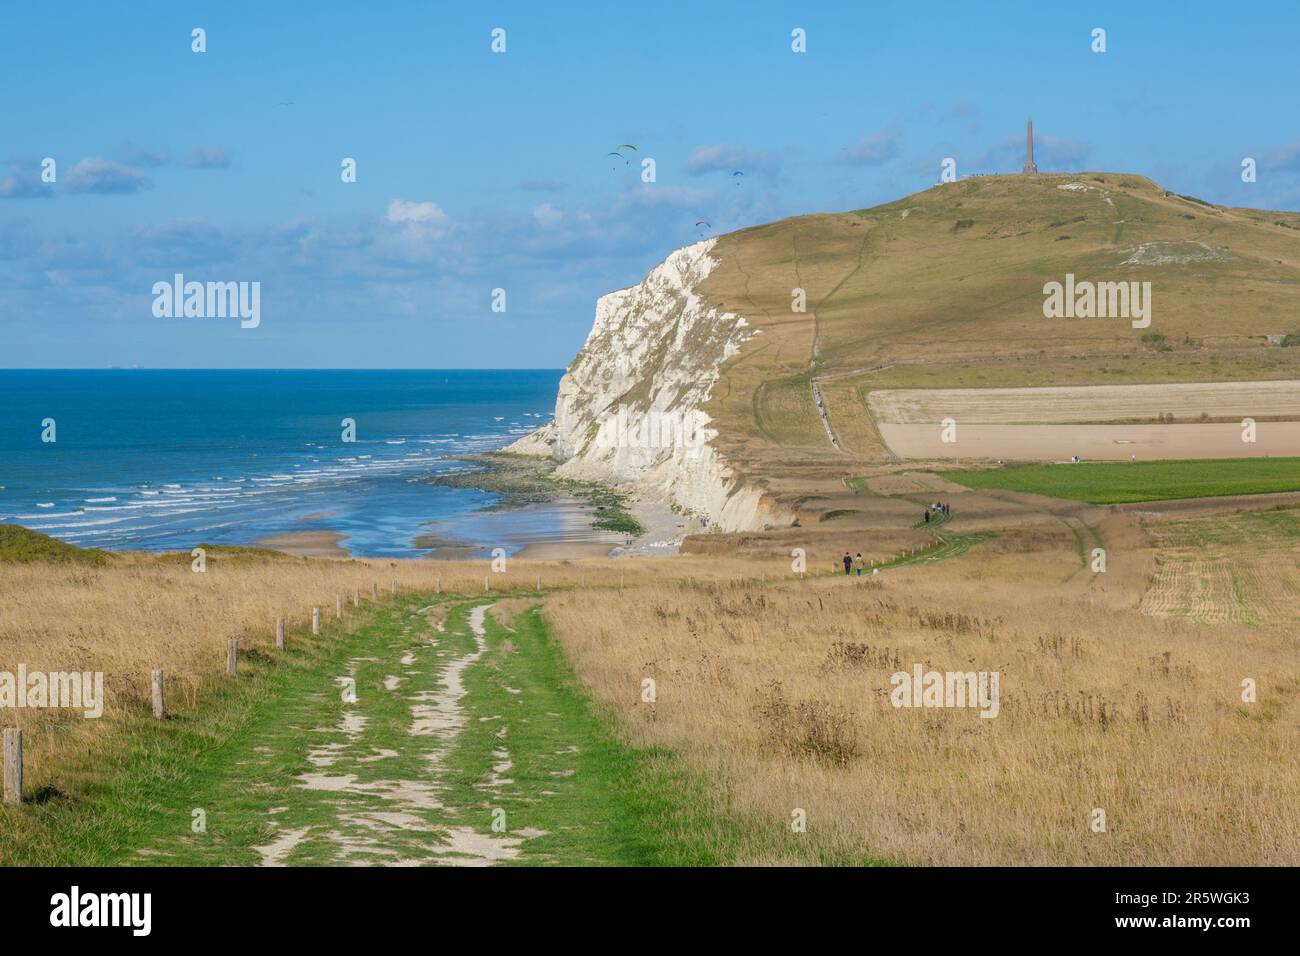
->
left=415, top=451, right=645, bottom=536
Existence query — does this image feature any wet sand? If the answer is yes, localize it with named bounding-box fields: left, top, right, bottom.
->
left=417, top=495, right=690, bottom=561
left=254, top=530, right=351, bottom=557
left=514, top=541, right=619, bottom=559
left=253, top=489, right=689, bottom=563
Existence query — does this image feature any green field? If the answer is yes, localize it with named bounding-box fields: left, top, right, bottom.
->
left=943, top=458, right=1300, bottom=504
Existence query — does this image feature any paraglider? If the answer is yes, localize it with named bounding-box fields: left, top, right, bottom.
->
left=606, top=150, right=623, bottom=170
left=607, top=144, right=638, bottom=168
left=694, top=219, right=711, bottom=228
left=732, top=170, right=744, bottom=186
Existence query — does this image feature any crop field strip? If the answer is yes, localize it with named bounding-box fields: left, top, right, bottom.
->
left=867, top=380, right=1300, bottom=425
left=944, top=458, right=1300, bottom=503
left=1140, top=509, right=1300, bottom=626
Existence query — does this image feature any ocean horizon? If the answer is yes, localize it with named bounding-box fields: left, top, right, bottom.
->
left=0, top=369, right=572, bottom=558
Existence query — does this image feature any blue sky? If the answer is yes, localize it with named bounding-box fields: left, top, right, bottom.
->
left=3, top=0, right=1299, bottom=368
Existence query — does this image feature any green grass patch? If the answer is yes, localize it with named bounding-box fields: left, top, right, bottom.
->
left=442, top=605, right=738, bottom=865
left=0, top=524, right=108, bottom=565
left=943, top=458, right=1300, bottom=504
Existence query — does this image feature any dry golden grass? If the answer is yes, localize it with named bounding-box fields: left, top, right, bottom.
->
left=542, top=530, right=1300, bottom=866
left=5, top=501, right=1297, bottom=867
left=488, top=597, right=540, bottom=631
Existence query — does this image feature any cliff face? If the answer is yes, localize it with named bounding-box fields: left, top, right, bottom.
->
left=509, top=238, right=785, bottom=531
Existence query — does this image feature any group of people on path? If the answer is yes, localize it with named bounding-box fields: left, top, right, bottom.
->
left=923, top=501, right=950, bottom=524
left=837, top=500, right=955, bottom=575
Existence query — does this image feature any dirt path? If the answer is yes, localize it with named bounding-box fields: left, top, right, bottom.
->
left=115, top=594, right=697, bottom=867
left=245, top=602, right=540, bottom=866
left=810, top=379, right=841, bottom=450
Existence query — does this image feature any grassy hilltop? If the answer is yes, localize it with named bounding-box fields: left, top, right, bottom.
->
left=693, top=173, right=1300, bottom=473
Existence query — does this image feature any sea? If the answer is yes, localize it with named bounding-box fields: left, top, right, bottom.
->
left=0, top=369, right=570, bottom=558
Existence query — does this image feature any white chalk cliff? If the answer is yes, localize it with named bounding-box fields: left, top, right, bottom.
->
left=508, top=238, right=784, bottom=531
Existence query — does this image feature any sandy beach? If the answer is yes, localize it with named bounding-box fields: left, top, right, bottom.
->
left=253, top=530, right=351, bottom=557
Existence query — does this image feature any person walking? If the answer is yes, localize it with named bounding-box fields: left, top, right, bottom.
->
left=854, top=553, right=864, bottom=576
left=842, top=552, right=852, bottom=575
left=924, top=509, right=931, bottom=524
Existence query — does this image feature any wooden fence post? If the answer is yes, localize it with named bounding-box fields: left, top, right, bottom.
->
left=312, top=607, right=320, bottom=635
left=391, top=580, right=397, bottom=596
left=152, top=669, right=165, bottom=719
left=352, top=590, right=359, bottom=607
left=372, top=583, right=378, bottom=601
left=227, top=639, right=239, bottom=676
left=276, top=617, right=285, bottom=650
left=435, top=576, right=441, bottom=594
left=484, top=575, right=490, bottom=592
left=536, top=575, right=541, bottom=591
left=2, top=729, right=20, bottom=805
left=336, top=594, right=343, bottom=618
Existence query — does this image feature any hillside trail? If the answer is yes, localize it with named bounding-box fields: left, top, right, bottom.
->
left=247, top=602, right=537, bottom=866
left=126, top=596, right=662, bottom=867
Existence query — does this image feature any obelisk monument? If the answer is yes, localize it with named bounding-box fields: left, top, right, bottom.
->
left=1023, top=119, right=1038, bottom=174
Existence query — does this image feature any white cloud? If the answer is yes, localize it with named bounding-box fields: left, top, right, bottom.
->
left=386, top=199, right=447, bottom=224
left=533, top=202, right=564, bottom=226
left=65, top=157, right=152, bottom=194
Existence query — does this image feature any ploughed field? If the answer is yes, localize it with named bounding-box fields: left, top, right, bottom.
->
left=868, top=380, right=1300, bottom=425
left=867, top=381, right=1300, bottom=461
